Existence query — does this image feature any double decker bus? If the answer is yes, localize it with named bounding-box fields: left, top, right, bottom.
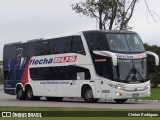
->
left=3, top=30, right=159, bottom=103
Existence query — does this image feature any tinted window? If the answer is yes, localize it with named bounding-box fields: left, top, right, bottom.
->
left=10, top=45, right=17, bottom=59
left=106, top=33, right=145, bottom=53
left=28, top=42, right=41, bottom=56
left=71, top=36, right=86, bottom=55
left=107, top=34, right=129, bottom=52
left=85, top=33, right=107, bottom=51
left=4, top=70, right=10, bottom=80
left=126, top=34, right=145, bottom=52
left=30, top=66, right=91, bottom=80
left=28, top=41, right=50, bottom=56
left=38, top=41, right=50, bottom=55
left=93, top=55, right=112, bottom=79
left=16, top=43, right=28, bottom=58
left=50, top=37, right=71, bottom=54
left=3, top=46, right=11, bottom=59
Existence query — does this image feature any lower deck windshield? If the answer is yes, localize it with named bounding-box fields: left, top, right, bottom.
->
left=113, top=59, right=148, bottom=83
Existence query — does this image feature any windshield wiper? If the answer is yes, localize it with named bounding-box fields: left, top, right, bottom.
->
left=135, top=69, right=144, bottom=82
left=124, top=67, right=135, bottom=83
left=124, top=67, right=144, bottom=83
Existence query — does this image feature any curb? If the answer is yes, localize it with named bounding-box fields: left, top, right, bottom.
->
left=103, top=99, right=160, bottom=103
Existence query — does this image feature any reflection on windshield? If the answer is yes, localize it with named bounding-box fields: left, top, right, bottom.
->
left=113, top=59, right=148, bottom=83
left=106, top=33, right=145, bottom=53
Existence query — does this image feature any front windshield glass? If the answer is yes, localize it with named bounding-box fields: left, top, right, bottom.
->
left=113, top=59, right=148, bottom=83
left=106, top=33, right=145, bottom=53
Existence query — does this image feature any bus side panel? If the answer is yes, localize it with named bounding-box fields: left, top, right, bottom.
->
left=3, top=57, right=31, bottom=95
left=3, top=59, right=17, bottom=95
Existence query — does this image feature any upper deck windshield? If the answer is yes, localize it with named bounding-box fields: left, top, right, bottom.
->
left=106, top=33, right=145, bottom=53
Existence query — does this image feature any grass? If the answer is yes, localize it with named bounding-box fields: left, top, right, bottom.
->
left=0, top=107, right=159, bottom=120
left=149, top=88, right=160, bottom=100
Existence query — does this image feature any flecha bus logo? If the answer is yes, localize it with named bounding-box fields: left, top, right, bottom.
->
left=30, top=55, right=77, bottom=65
left=54, top=56, right=77, bottom=63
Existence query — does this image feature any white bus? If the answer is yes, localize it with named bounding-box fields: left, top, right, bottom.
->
left=3, top=30, right=159, bottom=103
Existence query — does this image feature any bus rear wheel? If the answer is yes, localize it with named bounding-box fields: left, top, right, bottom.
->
left=82, top=86, right=98, bottom=103
left=16, top=86, right=26, bottom=100
left=114, top=99, right=128, bottom=104
left=26, top=86, right=40, bottom=100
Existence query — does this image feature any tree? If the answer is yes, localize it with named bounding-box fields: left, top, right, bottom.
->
left=115, top=0, right=138, bottom=30
left=71, top=0, right=159, bottom=30
left=72, top=0, right=113, bottom=30
left=71, top=0, right=138, bottom=30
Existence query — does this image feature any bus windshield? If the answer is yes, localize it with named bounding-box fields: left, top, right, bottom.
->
left=113, top=59, right=148, bottom=83
left=106, top=33, right=145, bottom=53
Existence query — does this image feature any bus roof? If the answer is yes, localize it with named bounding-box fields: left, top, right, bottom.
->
left=4, top=30, right=137, bottom=46
left=82, top=30, right=136, bottom=34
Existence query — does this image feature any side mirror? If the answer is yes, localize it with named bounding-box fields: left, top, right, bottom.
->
left=146, top=51, right=159, bottom=66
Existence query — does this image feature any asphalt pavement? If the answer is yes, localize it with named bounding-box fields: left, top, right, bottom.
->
left=0, top=84, right=160, bottom=109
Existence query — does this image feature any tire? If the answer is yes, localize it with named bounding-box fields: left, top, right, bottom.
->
left=16, top=86, right=26, bottom=100
left=46, top=97, right=63, bottom=101
left=26, top=86, right=40, bottom=100
left=82, top=86, right=98, bottom=103
left=114, top=99, right=128, bottom=104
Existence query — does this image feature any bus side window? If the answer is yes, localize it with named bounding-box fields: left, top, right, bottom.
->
left=50, top=37, right=70, bottom=54
left=71, top=36, right=86, bottom=55
left=38, top=41, right=50, bottom=55
left=69, top=66, right=91, bottom=80
left=29, top=41, right=49, bottom=56
left=28, top=42, right=40, bottom=56
left=85, top=33, right=107, bottom=51
left=10, top=45, right=17, bottom=59
left=75, top=66, right=91, bottom=80
left=4, top=46, right=11, bottom=59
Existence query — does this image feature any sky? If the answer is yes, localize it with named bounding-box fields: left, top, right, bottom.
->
left=0, top=0, right=160, bottom=60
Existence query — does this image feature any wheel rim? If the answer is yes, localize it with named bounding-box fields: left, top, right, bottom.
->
left=27, top=88, right=32, bottom=98
left=18, top=89, right=23, bottom=98
left=85, top=90, right=93, bottom=100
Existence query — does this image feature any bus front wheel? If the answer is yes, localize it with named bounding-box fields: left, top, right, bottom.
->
left=82, top=86, right=98, bottom=103
left=114, top=99, right=128, bottom=103
left=26, top=86, right=40, bottom=100
left=16, top=86, right=26, bottom=100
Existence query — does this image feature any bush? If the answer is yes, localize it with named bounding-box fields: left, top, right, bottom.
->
left=149, top=73, right=160, bottom=88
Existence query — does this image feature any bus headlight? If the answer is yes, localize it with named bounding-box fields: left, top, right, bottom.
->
left=109, top=84, right=125, bottom=90
left=115, top=92, right=122, bottom=96
left=117, top=86, right=122, bottom=90
left=145, top=84, right=150, bottom=89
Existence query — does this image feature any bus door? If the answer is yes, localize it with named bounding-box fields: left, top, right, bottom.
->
left=94, top=56, right=112, bottom=98
left=69, top=66, right=91, bottom=97
left=4, top=46, right=20, bottom=94
left=69, top=72, right=79, bottom=97
left=3, top=59, right=17, bottom=95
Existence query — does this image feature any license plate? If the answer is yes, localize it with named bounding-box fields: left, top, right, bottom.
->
left=132, top=93, right=139, bottom=97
